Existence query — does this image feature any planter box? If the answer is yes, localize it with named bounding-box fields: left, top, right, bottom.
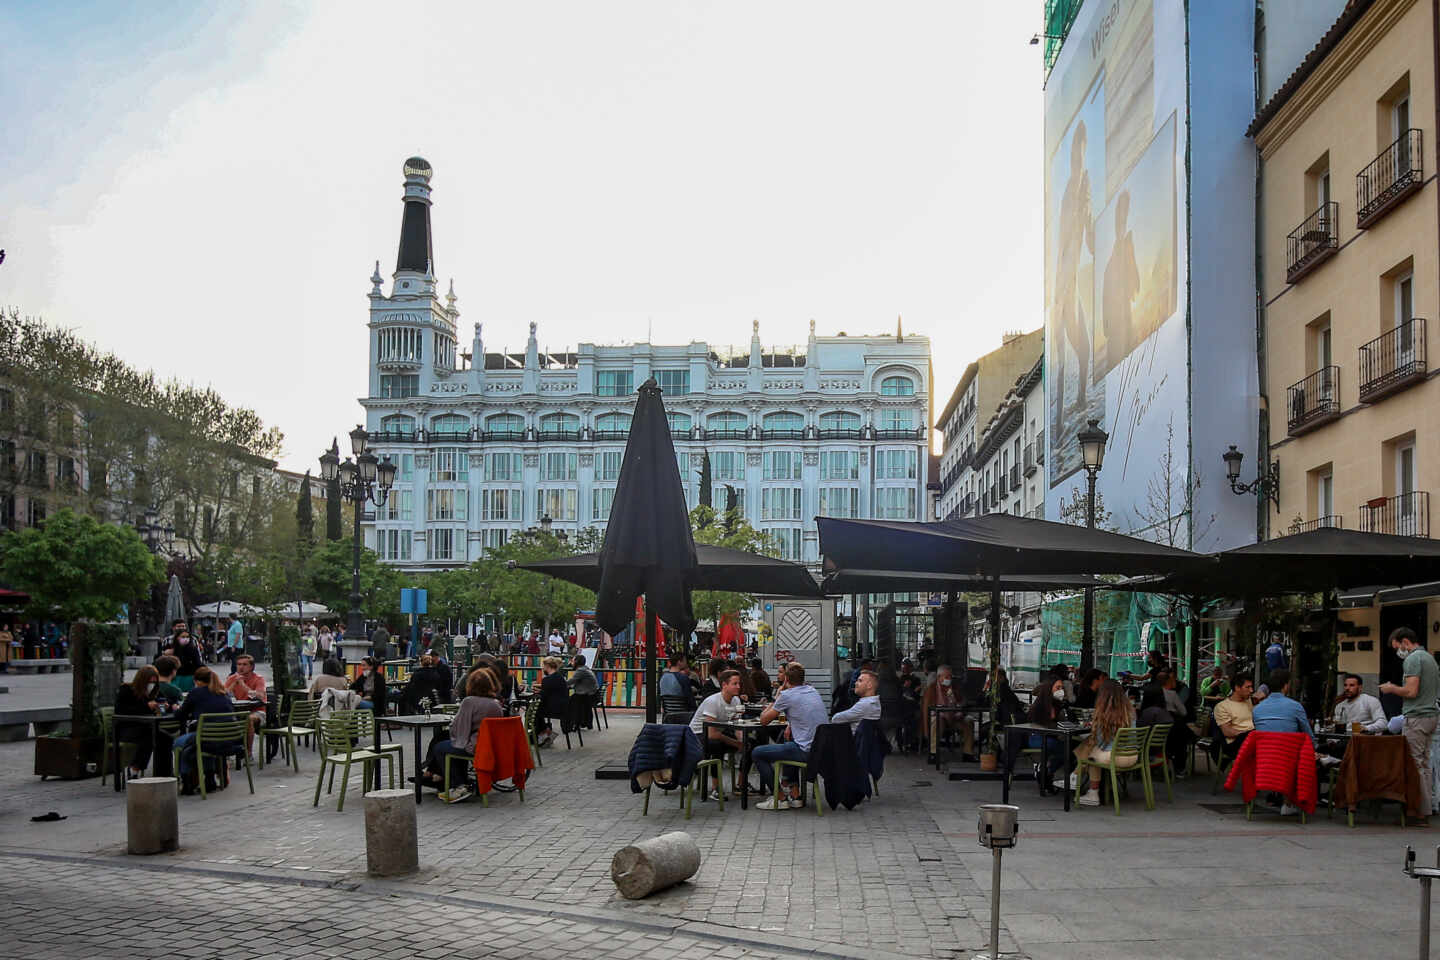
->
left=34, top=734, right=101, bottom=780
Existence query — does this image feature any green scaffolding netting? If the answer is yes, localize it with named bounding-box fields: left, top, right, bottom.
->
left=1040, top=591, right=1197, bottom=683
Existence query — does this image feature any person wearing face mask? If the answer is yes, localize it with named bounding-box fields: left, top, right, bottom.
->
left=922, top=665, right=975, bottom=757
left=1026, top=677, right=1071, bottom=790
left=1380, top=627, right=1439, bottom=821
left=160, top=629, right=203, bottom=692
left=114, top=666, right=173, bottom=778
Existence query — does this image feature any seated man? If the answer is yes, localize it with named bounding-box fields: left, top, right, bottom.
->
left=832, top=668, right=881, bottom=732
left=154, top=655, right=185, bottom=708
left=688, top=669, right=744, bottom=800
left=1199, top=665, right=1230, bottom=702
left=1333, top=673, right=1388, bottom=734
left=1212, top=672, right=1256, bottom=765
left=754, top=663, right=829, bottom=810
left=921, top=664, right=975, bottom=756
left=658, top=652, right=694, bottom=714
left=222, top=654, right=267, bottom=755
left=1250, top=669, right=1313, bottom=737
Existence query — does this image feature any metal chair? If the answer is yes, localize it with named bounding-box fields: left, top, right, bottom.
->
left=99, top=707, right=137, bottom=787
left=261, top=698, right=318, bottom=773
left=659, top=695, right=692, bottom=725
left=312, top=715, right=395, bottom=812
left=173, top=713, right=253, bottom=800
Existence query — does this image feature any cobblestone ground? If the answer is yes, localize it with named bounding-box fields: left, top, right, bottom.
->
left=2, top=699, right=1438, bottom=959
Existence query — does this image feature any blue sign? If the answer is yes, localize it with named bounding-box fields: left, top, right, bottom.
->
left=400, top=588, right=428, bottom=615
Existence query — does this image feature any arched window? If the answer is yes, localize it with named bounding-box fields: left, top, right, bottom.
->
left=594, top=412, right=632, bottom=437
left=762, top=412, right=805, bottom=433
left=880, top=375, right=915, bottom=396
left=706, top=412, right=748, bottom=436
left=484, top=413, right=525, bottom=438
left=380, top=414, right=415, bottom=437
left=818, top=411, right=861, bottom=434
left=539, top=413, right=581, bottom=436
left=429, top=414, right=469, bottom=436
left=666, top=412, right=692, bottom=434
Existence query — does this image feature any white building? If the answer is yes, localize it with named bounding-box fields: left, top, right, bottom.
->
left=359, top=158, right=933, bottom=571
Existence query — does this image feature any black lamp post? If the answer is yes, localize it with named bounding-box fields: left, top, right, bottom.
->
left=320, top=429, right=395, bottom=753
left=134, top=506, right=175, bottom=555
left=1222, top=445, right=1280, bottom=512
left=1077, top=418, right=1108, bottom=672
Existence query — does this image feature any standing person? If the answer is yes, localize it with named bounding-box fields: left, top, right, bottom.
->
left=0, top=621, right=11, bottom=673
left=224, top=617, right=245, bottom=674
left=160, top=630, right=203, bottom=692
left=547, top=629, right=564, bottom=657
left=1380, top=627, right=1439, bottom=822
left=316, top=625, right=333, bottom=663
left=300, top=627, right=317, bottom=680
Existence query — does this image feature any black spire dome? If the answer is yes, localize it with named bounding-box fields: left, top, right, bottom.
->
left=396, top=156, right=434, bottom=275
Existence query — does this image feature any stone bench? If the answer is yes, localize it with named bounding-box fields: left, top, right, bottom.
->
left=0, top=707, right=71, bottom=742
left=9, top=659, right=71, bottom=674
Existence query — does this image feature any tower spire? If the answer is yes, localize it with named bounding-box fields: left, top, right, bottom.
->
left=395, top=156, right=434, bottom=276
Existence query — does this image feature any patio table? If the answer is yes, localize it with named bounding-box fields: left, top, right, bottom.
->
left=1001, top=721, right=1092, bottom=812
left=112, top=713, right=164, bottom=793
left=386, top=714, right=454, bottom=804
left=704, top=718, right=786, bottom=810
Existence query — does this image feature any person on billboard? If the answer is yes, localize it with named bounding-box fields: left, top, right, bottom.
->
left=1053, top=120, right=1096, bottom=416
left=1102, top=190, right=1140, bottom=364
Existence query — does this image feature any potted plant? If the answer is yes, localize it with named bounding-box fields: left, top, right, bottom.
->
left=0, top=510, right=165, bottom=779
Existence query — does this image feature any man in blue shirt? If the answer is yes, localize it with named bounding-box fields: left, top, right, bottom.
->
left=1251, top=669, right=1312, bottom=736
left=657, top=652, right=693, bottom=714
left=223, top=618, right=245, bottom=675
left=754, top=662, right=830, bottom=809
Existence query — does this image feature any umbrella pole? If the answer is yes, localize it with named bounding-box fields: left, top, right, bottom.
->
left=644, top=598, right=659, bottom=724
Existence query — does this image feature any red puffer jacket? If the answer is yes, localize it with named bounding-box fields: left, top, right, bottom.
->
left=1224, top=730, right=1317, bottom=814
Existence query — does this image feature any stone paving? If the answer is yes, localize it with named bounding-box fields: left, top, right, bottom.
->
left=3, top=685, right=1440, bottom=959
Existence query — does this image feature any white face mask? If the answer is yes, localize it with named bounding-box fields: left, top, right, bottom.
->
left=1052, top=689, right=1065, bottom=701
left=148, top=683, right=158, bottom=695
left=179, top=637, right=190, bottom=644
left=940, top=678, right=952, bottom=687
left=1398, top=647, right=1411, bottom=660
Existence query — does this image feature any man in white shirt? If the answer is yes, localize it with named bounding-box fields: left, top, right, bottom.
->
left=832, top=668, right=881, bottom=732
left=546, top=631, right=564, bottom=656
left=689, top=669, right=744, bottom=800
left=1333, top=673, right=1388, bottom=734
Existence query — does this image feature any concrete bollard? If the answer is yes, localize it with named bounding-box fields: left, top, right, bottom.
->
left=611, top=831, right=700, bottom=899
left=126, top=777, right=179, bottom=855
left=363, top=789, right=418, bottom=877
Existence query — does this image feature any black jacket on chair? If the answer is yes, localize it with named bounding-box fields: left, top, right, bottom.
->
left=805, top=723, right=870, bottom=810
left=854, top=718, right=890, bottom=786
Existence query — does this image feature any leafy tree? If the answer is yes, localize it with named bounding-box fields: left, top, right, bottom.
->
left=473, top=529, right=595, bottom=635
left=304, top=537, right=413, bottom=630
left=325, top=474, right=343, bottom=540
left=295, top=472, right=315, bottom=553
left=697, top=451, right=712, bottom=513
left=688, top=503, right=776, bottom=626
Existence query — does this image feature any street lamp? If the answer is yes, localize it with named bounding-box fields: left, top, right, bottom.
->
left=1222, top=445, right=1280, bottom=511
left=320, top=430, right=395, bottom=751
left=1076, top=418, right=1108, bottom=672
left=133, top=506, right=175, bottom=555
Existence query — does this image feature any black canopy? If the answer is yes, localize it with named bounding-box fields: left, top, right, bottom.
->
left=820, top=568, right=1101, bottom=596
left=817, top=515, right=1215, bottom=580
left=592, top=379, right=698, bottom=637
left=522, top=543, right=823, bottom=599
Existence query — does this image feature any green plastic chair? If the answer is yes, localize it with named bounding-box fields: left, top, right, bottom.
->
left=1140, top=722, right=1174, bottom=805
left=1078, top=725, right=1148, bottom=815
left=99, top=706, right=138, bottom=786
left=171, top=713, right=253, bottom=800
left=773, top=759, right=823, bottom=817
left=336, top=709, right=404, bottom=772
left=523, top=697, right=543, bottom=768
left=261, top=698, right=318, bottom=773
left=312, top=715, right=395, bottom=812
left=437, top=702, right=461, bottom=716
left=640, top=761, right=719, bottom=819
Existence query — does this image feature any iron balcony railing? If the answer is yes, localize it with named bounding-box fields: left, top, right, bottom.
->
left=988, top=484, right=998, bottom=505
left=875, top=428, right=923, bottom=441
left=1359, top=491, right=1430, bottom=538
left=1023, top=443, right=1036, bottom=477
left=1357, top=129, right=1423, bottom=228
left=1286, top=366, right=1341, bottom=435
left=1290, top=515, right=1344, bottom=534
left=1009, top=465, right=1021, bottom=490
left=592, top=430, right=629, bottom=441
left=427, top=430, right=472, bottom=443
left=1035, top=431, right=1045, bottom=465
left=819, top=429, right=863, bottom=440
left=761, top=429, right=806, bottom=441
left=705, top=429, right=748, bottom=441
left=538, top=430, right=582, bottom=442
left=1359, top=318, right=1427, bottom=402
left=1287, top=201, right=1338, bottom=283
left=368, top=430, right=418, bottom=444
left=962, top=493, right=975, bottom=515
left=481, top=430, right=525, bottom=442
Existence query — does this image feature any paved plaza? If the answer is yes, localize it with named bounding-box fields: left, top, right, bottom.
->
left=2, top=668, right=1438, bottom=959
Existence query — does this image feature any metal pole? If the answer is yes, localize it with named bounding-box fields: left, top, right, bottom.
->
left=645, top=599, right=660, bottom=724
left=988, top=848, right=1003, bottom=960
left=1422, top=874, right=1431, bottom=960
left=348, top=495, right=364, bottom=643
left=1081, top=469, right=1096, bottom=673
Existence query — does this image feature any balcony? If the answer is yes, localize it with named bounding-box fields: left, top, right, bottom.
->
left=1357, top=129, right=1423, bottom=229
left=538, top=430, right=581, bottom=442
left=962, top=493, right=975, bottom=516
left=705, top=429, right=748, bottom=441
left=761, top=429, right=806, bottom=441
left=369, top=430, right=419, bottom=444
left=427, top=430, right=472, bottom=443
left=1009, top=465, right=1021, bottom=490
left=592, top=430, right=629, bottom=441
left=1036, top=431, right=1045, bottom=465
left=1286, top=201, right=1338, bottom=283
left=819, top=429, right=863, bottom=441
left=1023, top=443, right=1036, bottom=477
left=1286, top=366, right=1341, bottom=435
left=1289, top=515, right=1344, bottom=534
left=1359, top=318, right=1427, bottom=403
left=997, top=472, right=1008, bottom=496
left=481, top=430, right=525, bottom=442
left=875, top=428, right=923, bottom=441
left=1359, top=491, right=1430, bottom=538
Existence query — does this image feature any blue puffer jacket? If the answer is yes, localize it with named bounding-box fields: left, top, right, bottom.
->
left=627, top=723, right=702, bottom=793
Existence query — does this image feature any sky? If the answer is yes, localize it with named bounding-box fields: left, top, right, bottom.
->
left=0, top=1, right=1045, bottom=473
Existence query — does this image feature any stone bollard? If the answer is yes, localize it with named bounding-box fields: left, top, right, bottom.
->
left=363, top=789, right=418, bottom=877
left=611, top=831, right=700, bottom=899
left=126, top=777, right=179, bottom=855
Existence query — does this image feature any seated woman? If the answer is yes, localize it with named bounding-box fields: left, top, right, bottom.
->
left=171, top=666, right=240, bottom=794
left=696, top=660, right=722, bottom=701
left=1071, top=680, right=1138, bottom=806
left=1025, top=676, right=1070, bottom=791
left=748, top=659, right=772, bottom=700
left=533, top=656, right=569, bottom=747
left=309, top=658, right=350, bottom=698
left=114, top=665, right=172, bottom=779
left=402, top=654, right=454, bottom=713
left=423, top=670, right=504, bottom=802
left=1137, top=685, right=1170, bottom=727
left=349, top=657, right=383, bottom=711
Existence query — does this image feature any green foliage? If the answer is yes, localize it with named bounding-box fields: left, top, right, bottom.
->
left=471, top=529, right=595, bottom=632
left=688, top=503, right=776, bottom=625
left=0, top=508, right=165, bottom=622
left=295, top=473, right=315, bottom=553
left=303, top=537, right=411, bottom=629
left=325, top=475, right=343, bottom=540
left=697, top=451, right=712, bottom=511
left=271, top=624, right=303, bottom=694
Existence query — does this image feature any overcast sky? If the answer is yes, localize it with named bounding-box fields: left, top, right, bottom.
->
left=1, top=1, right=1044, bottom=473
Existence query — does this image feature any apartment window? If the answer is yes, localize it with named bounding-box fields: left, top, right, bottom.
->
left=875, top=487, right=917, bottom=520
left=25, top=451, right=46, bottom=486
left=818, top=487, right=859, bottom=518
left=1398, top=270, right=1416, bottom=356
left=383, top=490, right=414, bottom=522
left=27, top=499, right=47, bottom=527
left=1398, top=442, right=1416, bottom=497
left=57, top=457, right=77, bottom=490
left=667, top=412, right=692, bottom=435
left=0, top=494, right=13, bottom=531
left=819, top=450, right=859, bottom=480
left=876, top=449, right=917, bottom=480
left=762, top=451, right=802, bottom=480
left=767, top=528, right=803, bottom=561
left=378, top=326, right=422, bottom=363
left=540, top=452, right=577, bottom=481
left=655, top=369, right=690, bottom=395
left=879, top=408, right=915, bottom=432
left=592, top=487, right=615, bottom=522
left=539, top=413, right=580, bottom=436
left=379, top=374, right=419, bottom=398
left=536, top=488, right=578, bottom=521
left=711, top=484, right=745, bottom=513
left=0, top=388, right=11, bottom=417
left=1318, top=471, right=1334, bottom=519
left=484, top=452, right=522, bottom=482
left=761, top=487, right=802, bottom=520
left=712, top=451, right=744, bottom=481
left=481, top=488, right=521, bottom=521
left=376, top=529, right=412, bottom=561
left=427, top=528, right=459, bottom=562
left=482, top=529, right=509, bottom=551
left=485, top=414, right=524, bottom=436
left=706, top=412, right=748, bottom=435
left=596, top=370, right=634, bottom=397
left=203, top=506, right=214, bottom=540
left=426, top=489, right=467, bottom=522
left=819, top=411, right=861, bottom=433
left=430, top=449, right=468, bottom=482
left=398, top=453, right=414, bottom=482
left=596, top=450, right=624, bottom=482
left=430, top=414, right=469, bottom=435
left=88, top=460, right=107, bottom=495
left=594, top=412, right=631, bottom=435
left=763, top=412, right=804, bottom=434
left=880, top=376, right=915, bottom=396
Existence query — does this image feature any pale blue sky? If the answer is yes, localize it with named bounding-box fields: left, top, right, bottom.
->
left=1, top=1, right=1044, bottom=472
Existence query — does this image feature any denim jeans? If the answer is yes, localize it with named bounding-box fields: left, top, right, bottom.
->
left=300, top=654, right=314, bottom=678
left=752, top=741, right=809, bottom=791
left=426, top=738, right=473, bottom=779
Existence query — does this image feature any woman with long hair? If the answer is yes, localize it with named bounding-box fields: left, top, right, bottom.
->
left=115, top=665, right=168, bottom=778
left=1026, top=677, right=1070, bottom=790
left=1071, top=679, right=1137, bottom=805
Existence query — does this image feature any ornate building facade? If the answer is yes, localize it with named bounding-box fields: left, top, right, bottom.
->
left=359, top=158, right=933, bottom=571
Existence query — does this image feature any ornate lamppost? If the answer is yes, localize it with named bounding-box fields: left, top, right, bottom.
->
left=1076, top=418, right=1108, bottom=672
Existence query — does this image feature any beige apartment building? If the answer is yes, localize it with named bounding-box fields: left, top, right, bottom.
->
left=1252, top=0, right=1440, bottom=683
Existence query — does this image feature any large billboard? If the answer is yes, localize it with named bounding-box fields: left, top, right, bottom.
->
left=1045, top=0, right=1189, bottom=539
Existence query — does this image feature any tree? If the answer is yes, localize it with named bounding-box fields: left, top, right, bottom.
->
left=473, top=529, right=595, bottom=636
left=697, top=451, right=713, bottom=513
left=325, top=474, right=343, bottom=540
left=1129, top=416, right=1214, bottom=549
left=303, top=537, right=413, bottom=629
left=295, top=472, right=315, bottom=554
left=1056, top=485, right=1112, bottom=530
left=688, top=503, right=777, bottom=627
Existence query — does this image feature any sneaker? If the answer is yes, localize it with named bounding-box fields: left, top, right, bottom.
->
left=1279, top=803, right=1300, bottom=816
left=756, top=795, right=788, bottom=810
left=441, top=786, right=472, bottom=804
left=787, top=796, right=805, bottom=809
left=708, top=789, right=724, bottom=802
left=1077, top=791, right=1100, bottom=807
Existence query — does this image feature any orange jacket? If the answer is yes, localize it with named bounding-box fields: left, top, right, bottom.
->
left=472, top=715, right=534, bottom=794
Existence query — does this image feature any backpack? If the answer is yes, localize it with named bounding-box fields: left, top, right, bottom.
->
left=318, top=687, right=362, bottom=718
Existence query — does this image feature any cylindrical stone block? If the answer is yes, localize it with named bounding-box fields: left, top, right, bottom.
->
left=363, top=789, right=418, bottom=877
left=126, top=777, right=179, bottom=855
left=611, top=831, right=701, bottom=899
